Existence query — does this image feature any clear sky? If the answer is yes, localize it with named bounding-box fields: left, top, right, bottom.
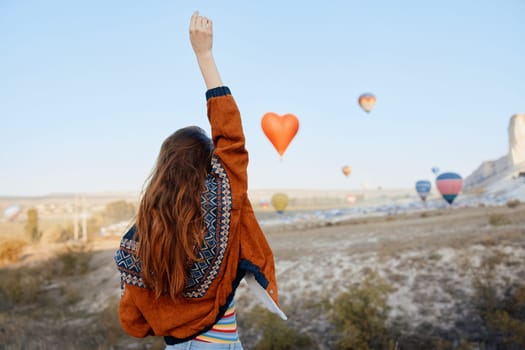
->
left=1, top=0, right=524, bottom=196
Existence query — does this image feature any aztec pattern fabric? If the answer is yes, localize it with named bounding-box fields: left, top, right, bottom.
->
left=114, top=154, right=232, bottom=299
left=184, top=154, right=231, bottom=297
left=115, top=228, right=144, bottom=290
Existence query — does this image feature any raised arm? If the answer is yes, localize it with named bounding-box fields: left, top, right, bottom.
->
left=189, top=11, right=223, bottom=90
left=189, top=11, right=248, bottom=205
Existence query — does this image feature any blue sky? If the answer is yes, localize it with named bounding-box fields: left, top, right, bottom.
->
left=1, top=0, right=524, bottom=196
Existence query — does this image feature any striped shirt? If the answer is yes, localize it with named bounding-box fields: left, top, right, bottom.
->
left=194, top=300, right=239, bottom=343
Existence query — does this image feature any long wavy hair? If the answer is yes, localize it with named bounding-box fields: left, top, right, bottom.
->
left=136, top=126, right=213, bottom=300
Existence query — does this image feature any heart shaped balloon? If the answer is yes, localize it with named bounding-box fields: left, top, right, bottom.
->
left=358, top=93, right=376, bottom=113
left=261, top=112, right=299, bottom=158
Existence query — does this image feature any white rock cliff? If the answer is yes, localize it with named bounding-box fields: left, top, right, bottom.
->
left=464, top=113, right=525, bottom=190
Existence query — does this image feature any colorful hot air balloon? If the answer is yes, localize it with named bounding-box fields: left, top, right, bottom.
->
left=358, top=93, right=376, bottom=113
left=431, top=167, right=440, bottom=175
left=415, top=180, right=432, bottom=202
left=271, top=193, right=289, bottom=214
left=3, top=204, right=22, bottom=222
left=259, top=199, right=270, bottom=209
left=342, top=165, right=352, bottom=177
left=435, top=172, right=463, bottom=205
left=261, top=112, right=299, bottom=158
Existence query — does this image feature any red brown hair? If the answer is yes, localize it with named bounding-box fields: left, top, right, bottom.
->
left=136, top=126, right=213, bottom=300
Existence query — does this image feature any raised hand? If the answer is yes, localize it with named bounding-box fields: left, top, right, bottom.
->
left=189, top=11, right=222, bottom=89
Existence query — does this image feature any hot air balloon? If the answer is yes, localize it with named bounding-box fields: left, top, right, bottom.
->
left=261, top=112, right=299, bottom=158
left=3, top=204, right=22, bottom=222
left=358, top=93, right=376, bottom=113
left=342, top=165, right=352, bottom=177
left=259, top=199, right=270, bottom=209
left=415, top=180, right=432, bottom=202
left=431, top=167, right=440, bottom=175
left=271, top=193, right=289, bottom=214
left=435, top=172, right=463, bottom=205
left=346, top=194, right=357, bottom=205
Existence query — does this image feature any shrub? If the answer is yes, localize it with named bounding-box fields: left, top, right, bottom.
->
left=0, top=266, right=45, bottom=309
left=54, top=244, right=93, bottom=277
left=244, top=306, right=315, bottom=350
left=41, top=224, right=73, bottom=244
left=506, top=199, right=521, bottom=208
left=485, top=286, right=525, bottom=347
left=488, top=213, right=511, bottom=226
left=0, top=239, right=27, bottom=265
left=471, top=255, right=525, bottom=349
left=329, top=271, right=395, bottom=350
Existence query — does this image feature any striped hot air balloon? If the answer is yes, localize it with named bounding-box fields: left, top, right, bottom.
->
left=415, top=180, right=431, bottom=202
left=435, top=172, right=463, bottom=205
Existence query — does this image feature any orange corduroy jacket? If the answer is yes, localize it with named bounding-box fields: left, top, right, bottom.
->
left=114, top=86, right=281, bottom=343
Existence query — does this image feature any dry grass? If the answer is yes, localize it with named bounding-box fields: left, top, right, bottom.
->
left=54, top=244, right=93, bottom=276
left=0, top=248, right=163, bottom=350
left=488, top=213, right=512, bottom=226
left=0, top=238, right=28, bottom=266
left=0, top=203, right=524, bottom=349
left=0, top=266, right=45, bottom=309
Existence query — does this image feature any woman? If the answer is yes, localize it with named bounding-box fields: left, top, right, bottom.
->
left=114, top=11, right=285, bottom=349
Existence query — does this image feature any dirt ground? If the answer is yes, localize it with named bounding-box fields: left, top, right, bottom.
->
left=245, top=205, right=525, bottom=348
left=2, top=204, right=524, bottom=349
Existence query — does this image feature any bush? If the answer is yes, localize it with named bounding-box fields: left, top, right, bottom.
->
left=0, top=239, right=27, bottom=265
left=41, top=224, right=73, bottom=244
left=506, top=199, right=521, bottom=208
left=329, top=271, right=395, bottom=350
left=485, top=286, right=525, bottom=347
left=54, top=244, right=93, bottom=277
left=470, top=255, right=525, bottom=349
left=488, top=213, right=511, bottom=226
left=244, top=306, right=315, bottom=350
left=0, top=266, right=45, bottom=310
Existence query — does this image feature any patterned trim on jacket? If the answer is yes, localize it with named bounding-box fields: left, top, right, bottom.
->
left=114, top=154, right=232, bottom=298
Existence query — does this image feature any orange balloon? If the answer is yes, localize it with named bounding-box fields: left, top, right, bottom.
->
left=358, top=93, right=376, bottom=113
left=261, top=112, right=299, bottom=157
left=342, top=165, right=352, bottom=177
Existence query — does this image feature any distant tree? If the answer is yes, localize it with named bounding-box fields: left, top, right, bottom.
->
left=87, top=217, right=102, bottom=237
left=103, top=200, right=136, bottom=224
left=24, top=208, right=41, bottom=243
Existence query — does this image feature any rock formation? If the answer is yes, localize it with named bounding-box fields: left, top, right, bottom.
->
left=509, top=113, right=525, bottom=169
left=464, top=113, right=525, bottom=190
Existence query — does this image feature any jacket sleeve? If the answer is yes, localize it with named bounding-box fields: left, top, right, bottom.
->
left=206, top=86, right=248, bottom=208
left=119, top=286, right=153, bottom=338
